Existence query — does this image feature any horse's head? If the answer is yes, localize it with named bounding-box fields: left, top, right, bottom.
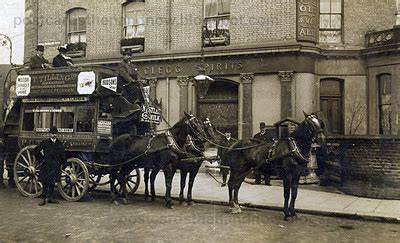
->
left=183, top=112, right=208, bottom=142
left=302, top=111, right=326, bottom=144
left=202, top=117, right=215, bottom=140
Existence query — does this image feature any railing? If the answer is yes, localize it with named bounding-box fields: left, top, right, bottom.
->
left=120, top=37, right=145, bottom=54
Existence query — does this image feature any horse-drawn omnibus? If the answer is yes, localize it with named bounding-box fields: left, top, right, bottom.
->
left=3, top=66, right=161, bottom=201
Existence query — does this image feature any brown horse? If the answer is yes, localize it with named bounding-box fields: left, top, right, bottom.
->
left=143, top=117, right=215, bottom=206
left=226, top=112, right=325, bottom=220
left=108, top=112, right=208, bottom=208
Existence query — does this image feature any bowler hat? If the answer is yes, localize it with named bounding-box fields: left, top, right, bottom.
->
left=36, top=45, right=44, bottom=52
left=259, top=122, right=266, bottom=129
left=49, top=126, right=58, bottom=134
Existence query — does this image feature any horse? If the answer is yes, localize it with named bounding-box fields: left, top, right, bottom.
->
left=143, top=117, right=215, bottom=206
left=226, top=112, right=325, bottom=220
left=108, top=112, right=208, bottom=208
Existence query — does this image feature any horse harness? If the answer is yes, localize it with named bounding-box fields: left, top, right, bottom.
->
left=165, top=130, right=204, bottom=163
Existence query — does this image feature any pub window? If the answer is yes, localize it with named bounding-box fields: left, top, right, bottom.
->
left=121, top=0, right=145, bottom=53
left=66, top=8, right=87, bottom=57
left=378, top=74, right=393, bottom=135
left=319, top=0, right=342, bottom=43
left=203, top=0, right=230, bottom=47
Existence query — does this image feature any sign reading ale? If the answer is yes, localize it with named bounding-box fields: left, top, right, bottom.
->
left=297, top=0, right=319, bottom=43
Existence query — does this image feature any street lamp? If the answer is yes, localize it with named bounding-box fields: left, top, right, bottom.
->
left=0, top=33, right=13, bottom=65
left=192, top=20, right=214, bottom=99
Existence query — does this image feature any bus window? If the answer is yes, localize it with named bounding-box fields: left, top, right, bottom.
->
left=76, top=106, right=95, bottom=132
left=22, top=109, right=34, bottom=131
left=56, top=106, right=74, bottom=132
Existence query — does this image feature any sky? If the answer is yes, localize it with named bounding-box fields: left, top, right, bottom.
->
left=0, top=0, right=25, bottom=65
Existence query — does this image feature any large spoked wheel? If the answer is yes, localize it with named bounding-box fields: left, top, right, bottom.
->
left=13, top=145, right=43, bottom=197
left=113, top=168, right=141, bottom=196
left=58, top=158, right=89, bottom=202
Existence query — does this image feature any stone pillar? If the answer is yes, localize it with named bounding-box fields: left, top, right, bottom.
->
left=278, top=71, right=294, bottom=119
left=148, top=78, right=158, bottom=101
left=177, top=76, right=190, bottom=118
left=240, top=73, right=254, bottom=138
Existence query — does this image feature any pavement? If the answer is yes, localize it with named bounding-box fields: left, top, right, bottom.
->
left=124, top=164, right=400, bottom=224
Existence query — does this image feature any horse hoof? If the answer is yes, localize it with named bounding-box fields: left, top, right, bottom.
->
left=291, top=214, right=298, bottom=220
left=181, top=201, right=188, bottom=207
left=284, top=215, right=292, bottom=221
left=187, top=200, right=194, bottom=206
left=151, top=197, right=156, bottom=202
left=121, top=198, right=128, bottom=205
left=112, top=200, right=120, bottom=206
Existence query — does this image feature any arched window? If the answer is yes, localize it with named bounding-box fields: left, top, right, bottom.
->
left=67, top=8, right=87, bottom=44
left=121, top=0, right=145, bottom=53
left=319, top=0, right=342, bottom=43
left=377, top=74, right=393, bottom=135
left=320, top=78, right=343, bottom=134
left=66, top=8, right=87, bottom=57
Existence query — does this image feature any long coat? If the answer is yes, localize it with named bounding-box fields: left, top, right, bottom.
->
left=29, top=55, right=50, bottom=69
left=33, top=138, right=67, bottom=183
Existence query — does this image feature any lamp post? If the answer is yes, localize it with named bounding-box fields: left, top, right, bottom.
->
left=0, top=33, right=12, bottom=65
left=192, top=20, right=214, bottom=99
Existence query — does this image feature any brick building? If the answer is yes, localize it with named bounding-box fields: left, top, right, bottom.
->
left=23, top=0, right=399, bottom=138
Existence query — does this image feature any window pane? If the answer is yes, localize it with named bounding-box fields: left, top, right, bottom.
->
left=78, top=17, right=86, bottom=31
left=320, top=14, right=331, bottom=28
left=218, top=0, right=230, bottom=15
left=77, top=106, right=95, bottom=132
left=205, top=0, right=218, bottom=17
left=80, top=33, right=86, bottom=43
left=331, top=0, right=342, bottom=13
left=379, top=74, right=392, bottom=95
left=320, top=0, right=331, bottom=13
left=137, top=25, right=145, bottom=36
left=125, top=26, right=135, bottom=38
left=69, top=18, right=78, bottom=32
left=137, top=16, right=145, bottom=25
left=331, top=14, right=341, bottom=28
left=23, top=111, right=34, bottom=131
left=218, top=18, right=229, bottom=30
left=69, top=34, right=80, bottom=43
left=320, top=80, right=341, bottom=96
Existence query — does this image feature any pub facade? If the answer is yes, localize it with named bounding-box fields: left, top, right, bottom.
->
left=23, top=0, right=399, bottom=138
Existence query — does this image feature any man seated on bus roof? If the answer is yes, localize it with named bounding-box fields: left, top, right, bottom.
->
left=53, top=44, right=74, bottom=68
left=29, top=45, right=52, bottom=69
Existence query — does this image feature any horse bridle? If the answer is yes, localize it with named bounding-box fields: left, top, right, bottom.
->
left=304, top=115, right=324, bottom=142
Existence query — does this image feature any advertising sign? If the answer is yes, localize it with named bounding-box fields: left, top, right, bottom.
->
left=16, top=75, right=31, bottom=97
left=77, top=71, right=96, bottom=94
left=140, top=105, right=161, bottom=125
left=101, top=77, right=118, bottom=92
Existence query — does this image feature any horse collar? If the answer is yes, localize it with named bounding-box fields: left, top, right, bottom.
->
left=184, top=135, right=203, bottom=154
left=165, top=130, right=187, bottom=155
left=288, top=137, right=308, bottom=163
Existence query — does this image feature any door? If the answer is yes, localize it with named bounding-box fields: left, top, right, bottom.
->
left=197, top=80, right=238, bottom=138
left=320, top=79, right=343, bottom=134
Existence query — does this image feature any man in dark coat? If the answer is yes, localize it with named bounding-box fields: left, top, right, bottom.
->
left=34, top=126, right=67, bottom=206
left=117, top=52, right=144, bottom=105
left=29, top=45, right=52, bottom=69
left=218, top=132, right=235, bottom=187
left=253, top=122, right=276, bottom=185
left=53, top=44, right=74, bottom=67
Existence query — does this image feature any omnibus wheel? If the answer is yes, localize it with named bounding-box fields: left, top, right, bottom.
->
left=58, top=158, right=89, bottom=202
left=13, top=145, right=43, bottom=198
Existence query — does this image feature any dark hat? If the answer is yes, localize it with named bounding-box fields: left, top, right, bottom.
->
left=36, top=45, right=44, bottom=52
left=57, top=44, right=68, bottom=53
left=259, top=122, right=266, bottom=129
left=49, top=126, right=58, bottom=134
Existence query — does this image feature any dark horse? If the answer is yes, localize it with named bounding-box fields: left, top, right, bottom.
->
left=143, top=117, right=215, bottom=206
left=108, top=112, right=208, bottom=208
left=226, top=112, right=325, bottom=220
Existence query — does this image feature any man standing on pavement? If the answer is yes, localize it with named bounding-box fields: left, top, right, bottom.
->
left=253, top=122, right=276, bottom=185
left=34, top=126, right=67, bottom=206
left=218, top=132, right=235, bottom=187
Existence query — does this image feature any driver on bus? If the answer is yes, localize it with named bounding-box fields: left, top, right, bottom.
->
left=117, top=51, right=146, bottom=106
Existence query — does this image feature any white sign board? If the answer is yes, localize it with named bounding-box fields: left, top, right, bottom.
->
left=16, top=75, right=31, bottom=96
left=142, top=85, right=150, bottom=103
left=101, top=77, right=118, bottom=92
left=77, top=71, right=96, bottom=94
